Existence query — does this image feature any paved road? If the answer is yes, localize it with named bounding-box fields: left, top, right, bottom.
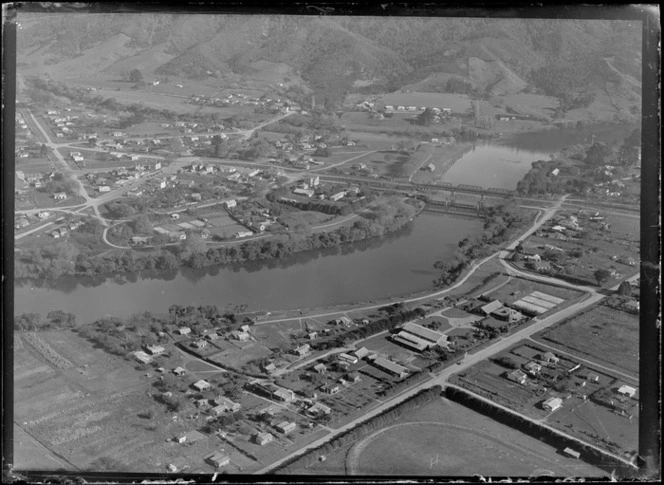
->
left=26, top=110, right=106, bottom=222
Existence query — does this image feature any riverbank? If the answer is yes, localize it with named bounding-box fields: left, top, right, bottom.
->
left=14, top=197, right=424, bottom=281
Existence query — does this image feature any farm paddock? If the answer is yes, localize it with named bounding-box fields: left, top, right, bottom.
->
left=534, top=304, right=639, bottom=377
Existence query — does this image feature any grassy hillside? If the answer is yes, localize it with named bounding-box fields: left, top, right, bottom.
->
left=17, top=13, right=641, bottom=116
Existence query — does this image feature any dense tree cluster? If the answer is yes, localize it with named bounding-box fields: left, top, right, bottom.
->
left=433, top=203, right=528, bottom=288
left=14, top=311, right=77, bottom=331
left=16, top=200, right=418, bottom=281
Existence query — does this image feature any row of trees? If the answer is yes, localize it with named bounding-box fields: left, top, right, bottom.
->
left=276, top=385, right=442, bottom=472
left=14, top=311, right=77, bottom=331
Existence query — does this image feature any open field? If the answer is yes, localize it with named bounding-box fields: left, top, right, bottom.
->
left=409, top=143, right=475, bottom=184
left=534, top=304, right=639, bottom=376
left=499, top=93, right=558, bottom=118
left=304, top=397, right=604, bottom=476
left=17, top=156, right=56, bottom=173
left=549, top=398, right=638, bottom=458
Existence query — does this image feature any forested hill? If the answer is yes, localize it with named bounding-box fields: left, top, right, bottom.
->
left=17, top=14, right=641, bottom=106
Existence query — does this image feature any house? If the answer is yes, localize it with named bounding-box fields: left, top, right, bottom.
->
left=321, top=383, right=341, bottom=394
left=370, top=357, right=409, bottom=379
left=98, top=185, right=111, bottom=193
left=192, top=339, right=208, bottom=349
left=338, top=352, right=358, bottom=364
left=224, top=199, right=237, bottom=208
left=329, top=191, right=346, bottom=202
left=307, top=332, right=318, bottom=340
left=529, top=261, right=551, bottom=273
left=236, top=231, right=253, bottom=238
left=146, top=345, right=165, bottom=355
left=273, top=388, right=295, bottom=402
left=231, top=331, right=250, bottom=341
left=550, top=168, right=560, bottom=176
left=617, top=385, right=637, bottom=398
left=133, top=351, right=152, bottom=364
left=254, top=432, right=274, bottom=446
left=542, top=397, right=563, bottom=412
left=353, top=347, right=370, bottom=360
left=307, top=402, right=332, bottom=416
left=213, top=396, right=241, bottom=412
left=262, top=362, right=277, bottom=374
left=293, top=188, right=315, bottom=198
left=206, top=333, right=219, bottom=341
left=346, top=372, right=361, bottom=383
left=334, top=316, right=354, bottom=327
left=170, top=213, right=180, bottom=220
left=491, top=307, right=524, bottom=323
left=293, top=344, right=311, bottom=356
left=173, top=367, right=186, bottom=376
left=541, top=352, right=560, bottom=364
left=178, top=327, right=191, bottom=336
left=275, top=421, right=296, bottom=434
left=313, top=363, right=327, bottom=374
left=130, top=236, right=150, bottom=246
left=523, top=361, right=542, bottom=375
left=480, top=300, right=503, bottom=316
left=37, top=211, right=50, bottom=219
left=587, top=373, right=600, bottom=383
left=619, top=256, right=637, bottom=266
left=206, top=452, right=230, bottom=468
left=506, top=369, right=527, bottom=385
left=209, top=404, right=229, bottom=416
left=192, top=380, right=211, bottom=392
left=53, top=192, right=67, bottom=200
left=551, top=225, right=567, bottom=233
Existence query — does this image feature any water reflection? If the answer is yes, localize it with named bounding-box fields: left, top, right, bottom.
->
left=15, top=214, right=479, bottom=322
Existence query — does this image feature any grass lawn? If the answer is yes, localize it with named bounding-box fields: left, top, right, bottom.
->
left=534, top=304, right=639, bottom=377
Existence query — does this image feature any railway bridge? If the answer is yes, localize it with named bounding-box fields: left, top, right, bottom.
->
left=412, top=182, right=515, bottom=199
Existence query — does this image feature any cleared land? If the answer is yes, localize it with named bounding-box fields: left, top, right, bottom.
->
left=305, top=397, right=604, bottom=477
left=534, top=304, right=639, bottom=376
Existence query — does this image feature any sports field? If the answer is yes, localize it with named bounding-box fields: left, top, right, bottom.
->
left=349, top=399, right=605, bottom=477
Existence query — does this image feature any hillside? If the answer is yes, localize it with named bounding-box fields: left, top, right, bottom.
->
left=16, top=13, right=641, bottom=118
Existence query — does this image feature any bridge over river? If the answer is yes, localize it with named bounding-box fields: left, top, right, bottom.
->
left=317, top=174, right=516, bottom=199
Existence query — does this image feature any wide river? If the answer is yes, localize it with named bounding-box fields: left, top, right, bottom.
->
left=14, top=123, right=637, bottom=323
